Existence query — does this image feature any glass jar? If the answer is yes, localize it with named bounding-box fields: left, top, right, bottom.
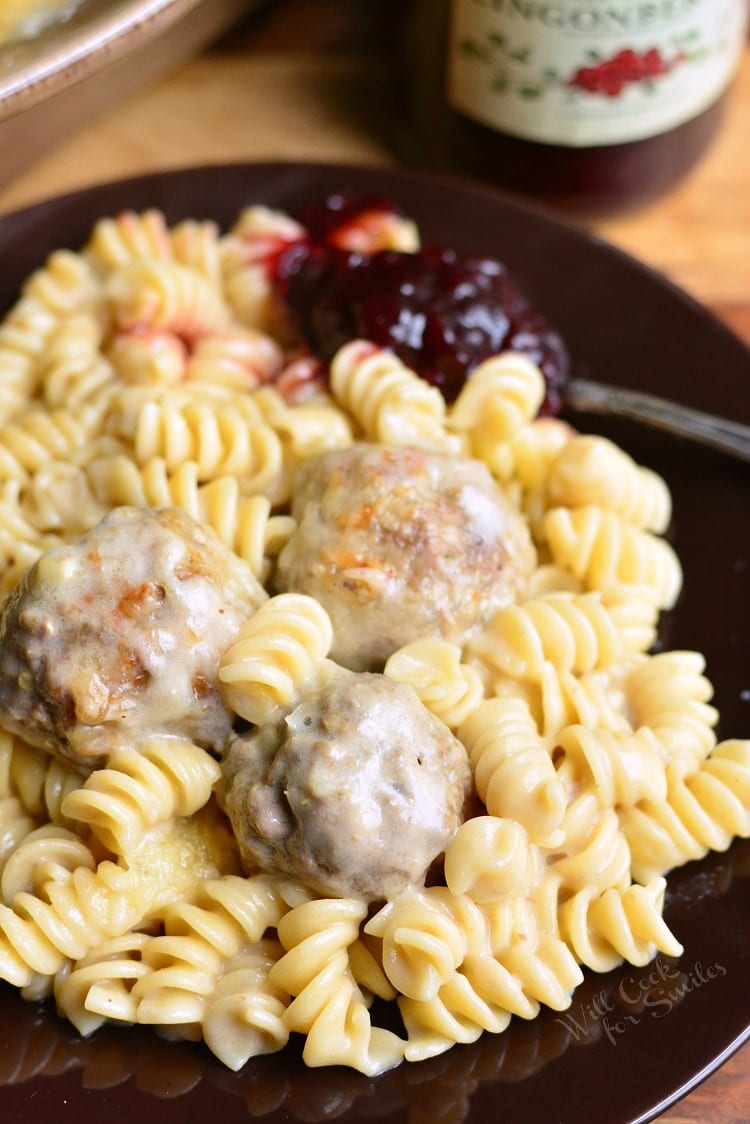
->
left=400, top=0, right=748, bottom=215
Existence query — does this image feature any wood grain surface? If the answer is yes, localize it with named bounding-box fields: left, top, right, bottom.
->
left=0, top=3, right=746, bottom=1120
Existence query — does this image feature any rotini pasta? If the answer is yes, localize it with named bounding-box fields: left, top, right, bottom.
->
left=0, top=808, right=236, bottom=988
left=1, top=735, right=82, bottom=829
left=124, top=874, right=288, bottom=1033
left=469, top=592, right=625, bottom=684
left=553, top=723, right=668, bottom=808
left=186, top=328, right=283, bottom=394
left=0, top=196, right=744, bottom=1087
left=106, top=260, right=228, bottom=344
left=200, top=940, right=290, bottom=1068
left=60, top=736, right=222, bottom=855
left=446, top=352, right=546, bottom=470
left=218, top=593, right=334, bottom=726
left=519, top=661, right=632, bottom=741
left=548, top=793, right=631, bottom=895
left=111, top=394, right=285, bottom=489
left=0, top=299, right=58, bottom=423
left=0, top=405, right=101, bottom=480
left=558, top=877, right=683, bottom=972
left=55, top=929, right=155, bottom=1036
left=457, top=698, right=566, bottom=845
left=170, top=218, right=222, bottom=285
left=22, top=250, right=100, bottom=321
left=365, top=887, right=488, bottom=1002
left=219, top=205, right=305, bottom=333
left=329, top=340, right=452, bottom=450
left=544, top=505, right=683, bottom=609
left=624, top=650, right=719, bottom=766
left=620, top=740, right=750, bottom=882
left=384, top=638, right=485, bottom=730
left=443, top=817, right=542, bottom=901
left=39, top=314, right=116, bottom=414
left=547, top=434, right=672, bottom=533
left=271, top=897, right=404, bottom=1074
left=86, top=210, right=173, bottom=272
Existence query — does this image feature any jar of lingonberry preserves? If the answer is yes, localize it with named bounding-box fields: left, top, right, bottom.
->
left=401, top=0, right=748, bottom=215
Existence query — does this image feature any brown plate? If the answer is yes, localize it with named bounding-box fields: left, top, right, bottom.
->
left=0, top=162, right=747, bottom=1124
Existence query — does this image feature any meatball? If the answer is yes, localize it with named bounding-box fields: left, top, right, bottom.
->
left=0, top=507, right=265, bottom=767
left=274, top=444, right=535, bottom=670
left=222, top=668, right=472, bottom=901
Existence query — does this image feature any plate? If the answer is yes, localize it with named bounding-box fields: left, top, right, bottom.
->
left=0, top=162, right=747, bottom=1124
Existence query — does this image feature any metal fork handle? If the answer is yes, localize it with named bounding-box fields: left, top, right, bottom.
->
left=565, top=377, right=750, bottom=464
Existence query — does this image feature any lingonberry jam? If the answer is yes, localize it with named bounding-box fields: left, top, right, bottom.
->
left=275, top=233, right=568, bottom=414
left=292, top=191, right=403, bottom=248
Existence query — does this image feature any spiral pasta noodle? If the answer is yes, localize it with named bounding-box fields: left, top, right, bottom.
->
left=56, top=876, right=273, bottom=1040
left=40, top=314, right=116, bottom=414
left=470, top=592, right=627, bottom=684
left=384, top=638, right=485, bottom=730
left=558, top=877, right=683, bottom=973
left=0, top=301, right=56, bottom=423
left=60, top=736, right=222, bottom=855
left=547, top=435, right=672, bottom=533
left=170, top=218, right=222, bottom=284
left=443, top=817, right=542, bottom=901
left=186, top=328, right=283, bottom=392
left=55, top=929, right=155, bottom=1036
left=106, top=260, right=228, bottom=344
left=458, top=697, right=566, bottom=845
left=365, top=887, right=488, bottom=1002
left=126, top=874, right=288, bottom=1030
left=620, top=740, right=750, bottom=882
left=400, top=926, right=582, bottom=1063
left=0, top=796, right=36, bottom=873
left=548, top=793, right=632, bottom=896
left=0, top=807, right=234, bottom=989
left=553, top=724, right=668, bottom=808
left=219, top=593, right=334, bottom=725
left=220, top=205, right=305, bottom=332
left=86, top=210, right=173, bottom=272
left=521, top=662, right=631, bottom=741
left=2, top=736, right=82, bottom=829
left=544, top=506, right=683, bottom=610
left=329, top=340, right=451, bottom=450
left=113, top=395, right=284, bottom=489
left=200, top=940, right=290, bottom=1068
left=23, top=250, right=100, bottom=320
left=270, top=897, right=404, bottom=1074
left=624, top=650, right=718, bottom=766
left=447, top=352, right=546, bottom=469
left=0, top=406, right=101, bottom=481
left=1, top=824, right=95, bottom=902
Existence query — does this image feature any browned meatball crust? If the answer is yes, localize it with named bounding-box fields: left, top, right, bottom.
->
left=0, top=506, right=265, bottom=767
left=274, top=444, right=535, bottom=670
left=222, top=668, right=472, bottom=901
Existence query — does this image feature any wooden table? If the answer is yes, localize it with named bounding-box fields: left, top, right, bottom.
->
left=0, top=3, right=747, bottom=1121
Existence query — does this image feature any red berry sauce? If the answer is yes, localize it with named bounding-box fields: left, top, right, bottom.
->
left=272, top=193, right=569, bottom=415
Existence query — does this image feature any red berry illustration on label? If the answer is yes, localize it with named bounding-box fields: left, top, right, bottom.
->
left=567, top=48, right=685, bottom=97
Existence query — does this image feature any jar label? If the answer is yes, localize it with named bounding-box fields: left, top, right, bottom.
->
left=447, top=0, right=747, bottom=146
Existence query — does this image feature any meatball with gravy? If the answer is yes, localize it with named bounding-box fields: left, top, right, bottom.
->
left=222, top=668, right=472, bottom=901
left=0, top=507, right=265, bottom=767
left=275, top=444, right=535, bottom=670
